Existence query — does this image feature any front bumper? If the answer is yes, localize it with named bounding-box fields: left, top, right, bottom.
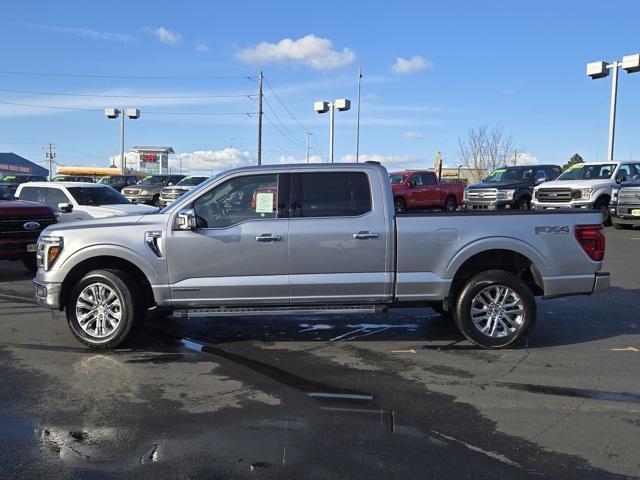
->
left=462, top=200, right=511, bottom=210
left=532, top=201, right=592, bottom=211
left=610, top=204, right=640, bottom=225
left=33, top=280, right=62, bottom=309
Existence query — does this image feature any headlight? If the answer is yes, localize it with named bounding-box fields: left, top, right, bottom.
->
left=496, top=189, right=515, bottom=200
left=140, top=190, right=151, bottom=195
left=612, top=188, right=619, bottom=201
left=578, top=187, right=593, bottom=200
left=37, top=236, right=63, bottom=271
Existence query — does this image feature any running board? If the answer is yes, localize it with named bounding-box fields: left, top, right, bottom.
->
left=174, top=304, right=387, bottom=318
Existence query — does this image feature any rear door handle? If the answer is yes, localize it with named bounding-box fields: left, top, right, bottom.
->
left=353, top=231, right=379, bottom=239
left=256, top=234, right=282, bottom=242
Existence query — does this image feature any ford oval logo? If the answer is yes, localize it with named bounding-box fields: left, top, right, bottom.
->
left=23, top=221, right=40, bottom=231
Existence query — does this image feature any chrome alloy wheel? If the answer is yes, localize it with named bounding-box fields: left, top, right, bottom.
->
left=75, top=283, right=122, bottom=338
left=470, top=284, right=525, bottom=338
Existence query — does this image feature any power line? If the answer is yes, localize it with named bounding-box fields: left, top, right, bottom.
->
left=0, top=88, right=256, bottom=99
left=0, top=70, right=256, bottom=80
left=263, top=76, right=311, bottom=134
left=263, top=96, right=303, bottom=145
left=0, top=100, right=256, bottom=116
left=263, top=113, right=304, bottom=148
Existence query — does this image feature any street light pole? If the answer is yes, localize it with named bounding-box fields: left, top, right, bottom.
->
left=105, top=107, right=140, bottom=174
left=329, top=101, right=335, bottom=163
left=607, top=62, right=619, bottom=164
left=314, top=98, right=351, bottom=165
left=587, top=54, right=640, bottom=162
left=120, top=109, right=126, bottom=174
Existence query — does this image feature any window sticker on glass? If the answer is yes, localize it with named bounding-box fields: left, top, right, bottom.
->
left=255, top=192, right=275, bottom=213
left=565, top=163, right=584, bottom=172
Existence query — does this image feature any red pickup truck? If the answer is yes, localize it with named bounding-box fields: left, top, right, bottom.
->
left=390, top=170, right=464, bottom=212
left=0, top=191, right=57, bottom=273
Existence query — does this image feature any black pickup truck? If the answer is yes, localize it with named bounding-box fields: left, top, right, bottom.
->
left=463, top=164, right=562, bottom=211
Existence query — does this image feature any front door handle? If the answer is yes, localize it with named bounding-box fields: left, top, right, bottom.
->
left=256, top=234, right=282, bottom=242
left=353, top=231, right=379, bottom=240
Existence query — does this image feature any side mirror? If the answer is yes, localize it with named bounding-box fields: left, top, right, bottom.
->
left=407, top=180, right=415, bottom=189
left=167, top=182, right=174, bottom=186
left=176, top=208, right=197, bottom=230
left=58, top=202, right=73, bottom=213
left=616, top=174, right=627, bottom=184
left=534, top=173, right=547, bottom=185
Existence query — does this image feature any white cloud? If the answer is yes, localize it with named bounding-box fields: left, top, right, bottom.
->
left=170, top=148, right=253, bottom=172
left=195, top=43, right=208, bottom=52
left=391, top=55, right=432, bottom=75
left=22, top=23, right=136, bottom=43
left=516, top=153, right=540, bottom=165
left=153, top=27, right=182, bottom=45
left=236, top=34, right=355, bottom=71
left=404, top=131, right=425, bottom=140
left=278, top=155, right=323, bottom=164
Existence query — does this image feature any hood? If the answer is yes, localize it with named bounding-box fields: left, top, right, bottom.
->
left=84, top=203, right=157, bottom=217
left=468, top=181, right=530, bottom=190
left=0, top=200, right=55, bottom=217
left=42, top=212, right=167, bottom=236
left=536, top=178, right=612, bottom=190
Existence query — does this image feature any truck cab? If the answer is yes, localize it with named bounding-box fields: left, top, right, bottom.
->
left=464, top=165, right=562, bottom=211
left=610, top=167, right=640, bottom=229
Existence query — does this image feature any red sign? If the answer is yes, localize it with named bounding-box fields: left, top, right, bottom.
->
left=141, top=153, right=158, bottom=163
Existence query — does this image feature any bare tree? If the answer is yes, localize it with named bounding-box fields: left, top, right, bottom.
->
left=458, top=126, right=521, bottom=183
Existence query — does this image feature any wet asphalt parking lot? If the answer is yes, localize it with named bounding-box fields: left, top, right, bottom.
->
left=0, top=228, right=639, bottom=479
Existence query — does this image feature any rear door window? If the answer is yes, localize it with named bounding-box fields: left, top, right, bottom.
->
left=18, top=186, right=43, bottom=202
left=421, top=172, right=437, bottom=185
left=298, top=172, right=371, bottom=218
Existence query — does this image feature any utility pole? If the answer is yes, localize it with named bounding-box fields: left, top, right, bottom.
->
left=355, top=67, right=362, bottom=163
left=305, top=132, right=311, bottom=163
left=257, top=70, right=263, bottom=166
left=45, top=143, right=55, bottom=180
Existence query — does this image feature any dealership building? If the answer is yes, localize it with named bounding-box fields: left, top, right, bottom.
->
left=0, top=152, right=48, bottom=180
left=109, top=146, right=174, bottom=175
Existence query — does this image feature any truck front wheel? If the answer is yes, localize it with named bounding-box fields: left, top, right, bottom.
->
left=66, top=269, right=143, bottom=349
left=453, top=270, right=536, bottom=348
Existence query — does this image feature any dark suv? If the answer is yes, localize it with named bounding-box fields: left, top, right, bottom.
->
left=97, top=175, right=139, bottom=192
left=463, top=164, right=562, bottom=210
left=0, top=174, right=48, bottom=194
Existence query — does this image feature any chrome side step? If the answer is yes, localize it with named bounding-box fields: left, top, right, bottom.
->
left=174, top=304, right=386, bottom=318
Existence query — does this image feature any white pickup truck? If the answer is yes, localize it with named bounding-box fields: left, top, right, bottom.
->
left=33, top=163, right=609, bottom=350
left=532, top=161, right=640, bottom=223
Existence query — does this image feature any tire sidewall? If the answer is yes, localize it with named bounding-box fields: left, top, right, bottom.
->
left=445, top=196, right=457, bottom=211
left=66, top=270, right=137, bottom=349
left=454, top=270, right=536, bottom=348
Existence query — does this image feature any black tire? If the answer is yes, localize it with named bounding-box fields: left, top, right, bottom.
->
left=594, top=198, right=611, bottom=226
left=453, top=270, right=536, bottom=349
left=612, top=221, right=632, bottom=230
left=394, top=197, right=406, bottom=213
left=66, top=269, right=143, bottom=349
left=444, top=196, right=457, bottom=212
left=516, top=197, right=531, bottom=210
left=22, top=255, right=37, bottom=274
left=152, top=195, right=160, bottom=207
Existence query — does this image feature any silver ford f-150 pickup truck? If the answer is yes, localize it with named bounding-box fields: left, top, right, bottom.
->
left=33, top=163, right=609, bottom=349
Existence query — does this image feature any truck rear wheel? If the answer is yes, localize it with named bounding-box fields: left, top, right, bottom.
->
left=453, top=270, right=536, bottom=348
left=66, top=269, right=143, bottom=349
left=444, top=196, right=457, bottom=212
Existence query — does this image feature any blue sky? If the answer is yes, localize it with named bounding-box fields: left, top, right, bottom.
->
left=1, top=0, right=640, bottom=173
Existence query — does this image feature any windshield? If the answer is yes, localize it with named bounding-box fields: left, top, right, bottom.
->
left=176, top=176, right=207, bottom=186
left=139, top=176, right=167, bottom=185
left=389, top=174, right=407, bottom=184
left=67, top=186, right=130, bottom=206
left=98, top=176, right=124, bottom=185
left=483, top=167, right=534, bottom=183
left=557, top=164, right=614, bottom=180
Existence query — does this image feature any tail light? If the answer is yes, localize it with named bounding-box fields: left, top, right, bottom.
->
left=574, top=225, right=605, bottom=261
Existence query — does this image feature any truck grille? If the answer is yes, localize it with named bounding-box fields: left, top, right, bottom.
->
left=537, top=188, right=572, bottom=203
left=0, top=216, right=56, bottom=239
left=466, top=188, right=497, bottom=202
left=123, top=188, right=141, bottom=196
left=618, top=187, right=640, bottom=204
left=161, top=188, right=184, bottom=200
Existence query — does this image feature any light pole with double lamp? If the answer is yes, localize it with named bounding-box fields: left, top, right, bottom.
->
left=105, top=107, right=141, bottom=174
left=586, top=54, right=640, bottom=162
left=314, top=99, right=351, bottom=163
